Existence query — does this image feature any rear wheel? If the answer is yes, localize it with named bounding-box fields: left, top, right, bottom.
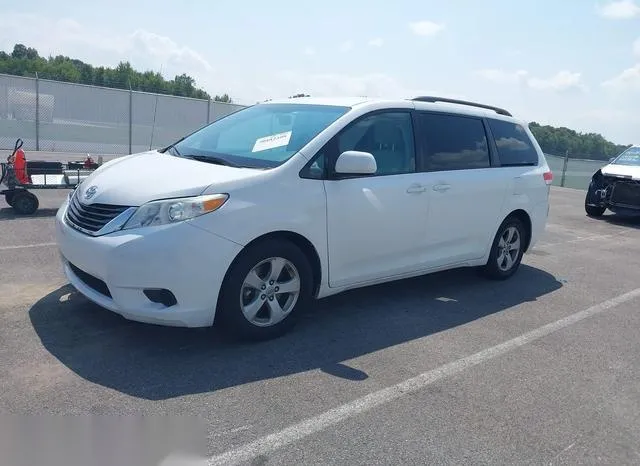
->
left=215, top=238, right=313, bottom=341
left=480, top=216, right=527, bottom=280
left=11, top=190, right=39, bottom=215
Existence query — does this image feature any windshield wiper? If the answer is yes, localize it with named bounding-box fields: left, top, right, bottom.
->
left=160, top=137, right=185, bottom=155
left=182, top=154, right=240, bottom=167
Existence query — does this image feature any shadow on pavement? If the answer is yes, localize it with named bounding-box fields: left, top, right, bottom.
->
left=602, top=213, right=640, bottom=230
left=0, top=207, right=59, bottom=221
left=29, top=264, right=563, bottom=400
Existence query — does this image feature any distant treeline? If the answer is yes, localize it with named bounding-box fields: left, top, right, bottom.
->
left=0, top=43, right=232, bottom=103
left=529, top=122, right=629, bottom=161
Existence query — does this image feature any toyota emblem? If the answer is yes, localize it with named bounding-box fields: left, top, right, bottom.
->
left=84, top=185, right=98, bottom=200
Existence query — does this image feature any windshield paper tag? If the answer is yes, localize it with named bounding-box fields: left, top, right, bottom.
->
left=252, top=131, right=292, bottom=152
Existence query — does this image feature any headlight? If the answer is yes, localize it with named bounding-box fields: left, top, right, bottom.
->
left=122, top=193, right=229, bottom=230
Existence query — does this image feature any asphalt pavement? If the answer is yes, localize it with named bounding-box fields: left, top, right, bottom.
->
left=1, top=187, right=640, bottom=465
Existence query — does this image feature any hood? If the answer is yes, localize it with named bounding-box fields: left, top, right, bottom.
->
left=601, top=163, right=640, bottom=180
left=76, top=150, right=262, bottom=206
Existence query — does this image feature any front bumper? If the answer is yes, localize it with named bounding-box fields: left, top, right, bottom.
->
left=587, top=177, right=640, bottom=215
left=55, top=199, right=243, bottom=327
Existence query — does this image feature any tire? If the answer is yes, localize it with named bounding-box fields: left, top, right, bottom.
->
left=584, top=184, right=606, bottom=217
left=585, top=204, right=606, bottom=217
left=11, top=190, right=39, bottom=215
left=480, top=216, right=527, bottom=280
left=585, top=197, right=606, bottom=217
left=215, top=238, right=314, bottom=341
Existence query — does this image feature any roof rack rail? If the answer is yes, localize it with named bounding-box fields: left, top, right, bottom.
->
left=411, top=96, right=512, bottom=117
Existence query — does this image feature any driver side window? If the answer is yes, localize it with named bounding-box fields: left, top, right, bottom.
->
left=337, top=111, right=416, bottom=176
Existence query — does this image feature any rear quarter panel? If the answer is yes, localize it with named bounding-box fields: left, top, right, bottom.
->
left=486, top=121, right=550, bottom=253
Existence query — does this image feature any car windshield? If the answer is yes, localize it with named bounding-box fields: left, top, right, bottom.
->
left=612, top=146, right=640, bottom=166
left=168, top=103, right=350, bottom=169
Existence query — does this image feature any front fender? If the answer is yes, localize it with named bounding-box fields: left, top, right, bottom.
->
left=585, top=169, right=608, bottom=206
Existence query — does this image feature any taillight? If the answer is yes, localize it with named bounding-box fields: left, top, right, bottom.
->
left=543, top=170, right=553, bottom=185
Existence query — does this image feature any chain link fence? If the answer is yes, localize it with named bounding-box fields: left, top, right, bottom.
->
left=1, top=73, right=615, bottom=191
left=544, top=153, right=609, bottom=190
left=0, top=73, right=246, bottom=155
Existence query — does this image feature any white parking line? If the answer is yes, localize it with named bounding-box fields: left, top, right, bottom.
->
left=537, top=231, right=631, bottom=248
left=0, top=242, right=56, bottom=251
left=208, top=287, right=640, bottom=466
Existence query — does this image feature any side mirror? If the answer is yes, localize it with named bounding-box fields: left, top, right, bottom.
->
left=334, top=151, right=377, bottom=175
left=609, top=157, right=616, bottom=163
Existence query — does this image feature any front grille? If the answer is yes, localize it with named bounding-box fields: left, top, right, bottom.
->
left=611, top=181, right=640, bottom=207
left=69, top=262, right=112, bottom=298
left=603, top=175, right=640, bottom=185
left=65, top=192, right=130, bottom=234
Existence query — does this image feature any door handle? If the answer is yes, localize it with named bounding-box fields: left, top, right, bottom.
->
left=406, top=184, right=427, bottom=194
left=432, top=184, right=451, bottom=192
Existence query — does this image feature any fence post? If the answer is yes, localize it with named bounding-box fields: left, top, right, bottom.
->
left=206, top=97, right=211, bottom=124
left=128, top=81, right=133, bottom=155
left=560, top=149, right=569, bottom=187
left=35, top=72, right=40, bottom=151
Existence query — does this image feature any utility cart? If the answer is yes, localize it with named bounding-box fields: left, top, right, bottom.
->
left=1, top=139, right=99, bottom=215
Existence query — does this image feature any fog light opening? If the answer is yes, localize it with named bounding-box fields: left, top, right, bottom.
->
left=143, top=289, right=178, bottom=307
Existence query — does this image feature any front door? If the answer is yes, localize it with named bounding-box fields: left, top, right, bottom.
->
left=323, top=110, right=431, bottom=287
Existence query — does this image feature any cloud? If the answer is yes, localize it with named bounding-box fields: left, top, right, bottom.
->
left=128, top=29, right=212, bottom=73
left=0, top=12, right=212, bottom=77
left=598, top=0, right=640, bottom=19
left=474, top=69, right=529, bottom=84
left=368, top=38, right=384, bottom=47
left=0, top=13, right=128, bottom=64
left=475, top=68, right=586, bottom=92
left=270, top=70, right=453, bottom=100
left=602, top=64, right=640, bottom=91
left=634, top=37, right=640, bottom=57
left=303, top=47, right=316, bottom=56
left=409, top=21, right=445, bottom=36
left=527, top=71, right=585, bottom=91
left=576, top=108, right=631, bottom=122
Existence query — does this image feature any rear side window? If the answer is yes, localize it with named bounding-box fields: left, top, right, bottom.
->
left=487, top=119, right=539, bottom=166
left=415, top=112, right=490, bottom=171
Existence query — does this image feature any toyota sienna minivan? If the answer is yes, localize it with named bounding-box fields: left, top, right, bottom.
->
left=55, top=96, right=552, bottom=340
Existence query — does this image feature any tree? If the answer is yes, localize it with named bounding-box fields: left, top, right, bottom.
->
left=0, top=43, right=228, bottom=101
left=11, top=44, right=39, bottom=60
left=214, top=93, right=233, bottom=103
left=528, top=122, right=629, bottom=161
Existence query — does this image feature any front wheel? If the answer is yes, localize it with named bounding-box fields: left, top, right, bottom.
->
left=480, top=216, right=527, bottom=280
left=215, top=239, right=313, bottom=341
left=585, top=196, right=606, bottom=217
left=584, top=183, right=606, bottom=217
left=585, top=204, right=606, bottom=217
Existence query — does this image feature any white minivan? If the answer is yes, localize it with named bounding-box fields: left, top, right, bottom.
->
left=55, top=96, right=552, bottom=340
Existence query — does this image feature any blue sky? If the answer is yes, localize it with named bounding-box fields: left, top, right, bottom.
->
left=1, top=0, right=639, bottom=144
